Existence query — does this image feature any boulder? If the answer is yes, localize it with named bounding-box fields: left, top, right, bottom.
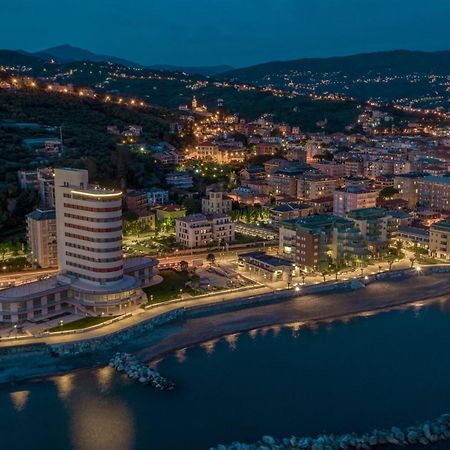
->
left=261, top=436, right=275, bottom=446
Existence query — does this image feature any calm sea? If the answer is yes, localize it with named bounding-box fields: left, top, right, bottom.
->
left=2, top=301, right=450, bottom=449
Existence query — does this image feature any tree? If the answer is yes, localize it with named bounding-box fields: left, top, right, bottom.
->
left=182, top=197, right=201, bottom=215
left=379, top=187, right=399, bottom=199
left=179, top=260, right=189, bottom=272
left=206, top=253, right=216, bottom=265
left=0, top=243, right=7, bottom=261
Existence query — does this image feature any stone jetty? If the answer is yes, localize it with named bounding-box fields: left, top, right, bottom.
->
left=109, top=352, right=175, bottom=390
left=211, top=413, right=450, bottom=449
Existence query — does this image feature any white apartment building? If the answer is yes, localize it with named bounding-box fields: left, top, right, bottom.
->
left=202, top=189, right=233, bottom=214
left=333, top=187, right=378, bottom=217
left=176, top=213, right=235, bottom=248
left=26, top=209, right=57, bottom=268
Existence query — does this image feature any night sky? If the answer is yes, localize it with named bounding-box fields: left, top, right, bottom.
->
left=2, top=0, right=450, bottom=67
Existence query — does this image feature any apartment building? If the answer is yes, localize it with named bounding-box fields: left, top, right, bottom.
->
left=17, top=169, right=38, bottom=190
left=26, top=209, right=57, bottom=268
left=394, top=172, right=426, bottom=208
left=346, top=207, right=394, bottom=256
left=333, top=187, right=378, bottom=217
left=267, top=165, right=309, bottom=197
left=126, top=190, right=148, bottom=214
left=202, top=189, right=233, bottom=214
left=279, top=214, right=366, bottom=269
left=297, top=174, right=338, bottom=201
left=429, top=220, right=450, bottom=260
left=37, top=167, right=55, bottom=209
left=417, top=176, right=450, bottom=212
left=176, top=213, right=235, bottom=248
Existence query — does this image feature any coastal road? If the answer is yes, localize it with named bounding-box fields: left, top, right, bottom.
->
left=136, top=271, right=450, bottom=361
left=2, top=269, right=450, bottom=352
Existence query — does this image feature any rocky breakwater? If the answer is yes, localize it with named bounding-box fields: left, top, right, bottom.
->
left=212, top=413, right=450, bottom=449
left=109, top=352, right=175, bottom=390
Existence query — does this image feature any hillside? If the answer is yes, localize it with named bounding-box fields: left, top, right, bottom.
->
left=222, top=50, right=450, bottom=80
left=221, top=50, right=450, bottom=105
left=0, top=88, right=179, bottom=236
left=0, top=50, right=44, bottom=68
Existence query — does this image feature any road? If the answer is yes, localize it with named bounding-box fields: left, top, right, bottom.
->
left=0, top=268, right=58, bottom=288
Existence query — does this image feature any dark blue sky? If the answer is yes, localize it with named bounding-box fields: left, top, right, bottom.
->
left=3, top=0, right=450, bottom=67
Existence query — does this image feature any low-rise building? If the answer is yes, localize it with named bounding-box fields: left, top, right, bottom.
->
left=154, top=204, right=186, bottom=221
left=395, top=226, right=429, bottom=250
left=146, top=188, right=169, bottom=206
left=166, top=172, right=193, bottom=189
left=270, top=202, right=314, bottom=223
left=237, top=252, right=295, bottom=282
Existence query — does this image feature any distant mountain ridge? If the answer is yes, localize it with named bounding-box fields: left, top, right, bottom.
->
left=220, top=49, right=450, bottom=81
left=34, top=44, right=233, bottom=76
left=35, top=44, right=143, bottom=67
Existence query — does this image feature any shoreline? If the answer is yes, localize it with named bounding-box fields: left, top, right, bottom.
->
left=1, top=271, right=450, bottom=387
left=137, top=290, right=450, bottom=364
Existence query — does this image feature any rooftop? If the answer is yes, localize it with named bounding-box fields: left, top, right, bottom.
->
left=27, top=209, right=55, bottom=221
left=239, top=251, right=293, bottom=268
left=431, top=220, right=450, bottom=232
left=347, top=207, right=388, bottom=220
left=397, top=226, right=429, bottom=237
left=272, top=202, right=311, bottom=213
left=422, top=175, right=450, bottom=185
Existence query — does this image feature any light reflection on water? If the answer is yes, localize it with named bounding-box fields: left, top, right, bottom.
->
left=69, top=396, right=134, bottom=450
left=54, top=373, right=75, bottom=400
left=9, top=390, right=30, bottom=412
left=2, top=302, right=450, bottom=450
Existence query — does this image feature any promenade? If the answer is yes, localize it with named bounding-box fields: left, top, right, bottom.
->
left=1, top=268, right=450, bottom=385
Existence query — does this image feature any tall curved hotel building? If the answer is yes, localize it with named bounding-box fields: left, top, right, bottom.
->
left=55, top=168, right=124, bottom=285
left=0, top=168, right=159, bottom=324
